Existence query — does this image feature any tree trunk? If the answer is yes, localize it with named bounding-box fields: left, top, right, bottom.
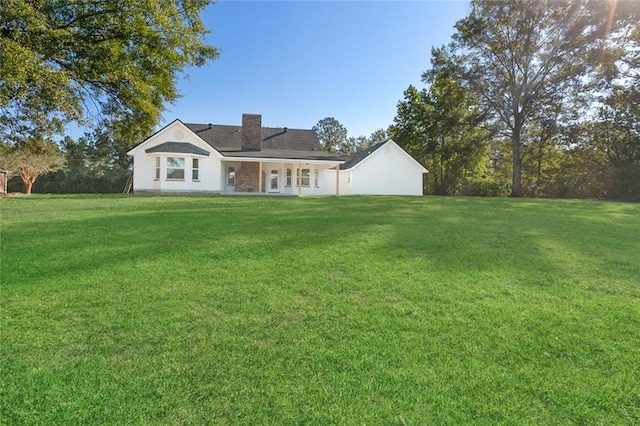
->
left=510, top=125, right=524, bottom=197
left=536, top=140, right=543, bottom=190
left=25, top=179, right=33, bottom=195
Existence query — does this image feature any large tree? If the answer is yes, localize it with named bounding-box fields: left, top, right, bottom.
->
left=1, top=0, right=218, bottom=143
left=390, top=46, right=491, bottom=195
left=1, top=137, right=66, bottom=194
left=449, top=0, right=635, bottom=196
left=313, top=117, right=348, bottom=154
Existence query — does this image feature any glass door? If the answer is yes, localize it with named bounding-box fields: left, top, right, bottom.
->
left=269, top=169, right=279, bottom=192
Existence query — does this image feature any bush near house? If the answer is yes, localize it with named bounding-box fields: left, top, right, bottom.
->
left=1, top=195, right=638, bottom=424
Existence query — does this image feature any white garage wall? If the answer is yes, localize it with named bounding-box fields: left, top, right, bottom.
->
left=350, top=141, right=425, bottom=196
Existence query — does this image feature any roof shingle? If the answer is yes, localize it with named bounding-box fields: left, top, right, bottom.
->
left=145, top=142, right=211, bottom=156
left=184, top=123, right=323, bottom=152
left=340, top=141, right=387, bottom=170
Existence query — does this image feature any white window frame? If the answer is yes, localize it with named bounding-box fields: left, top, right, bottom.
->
left=155, top=157, right=160, bottom=180
left=286, top=169, right=292, bottom=187
left=297, top=168, right=310, bottom=187
left=166, top=157, right=185, bottom=180
left=314, top=169, right=319, bottom=188
left=227, top=166, right=235, bottom=186
left=192, top=158, right=200, bottom=181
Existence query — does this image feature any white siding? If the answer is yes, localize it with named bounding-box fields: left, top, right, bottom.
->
left=129, top=121, right=223, bottom=193
left=129, top=123, right=425, bottom=196
left=349, top=141, right=425, bottom=196
left=320, top=168, right=350, bottom=195
left=276, top=163, right=337, bottom=195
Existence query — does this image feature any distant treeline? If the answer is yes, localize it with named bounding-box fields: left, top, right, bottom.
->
left=7, top=169, right=130, bottom=194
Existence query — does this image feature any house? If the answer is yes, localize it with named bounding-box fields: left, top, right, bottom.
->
left=127, top=114, right=427, bottom=195
left=328, top=140, right=428, bottom=196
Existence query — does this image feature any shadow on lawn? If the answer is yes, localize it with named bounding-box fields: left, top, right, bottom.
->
left=2, top=195, right=638, bottom=290
left=2, top=196, right=412, bottom=286
left=381, top=196, right=640, bottom=293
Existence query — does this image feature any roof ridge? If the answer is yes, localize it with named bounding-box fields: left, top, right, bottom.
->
left=185, top=123, right=313, bottom=132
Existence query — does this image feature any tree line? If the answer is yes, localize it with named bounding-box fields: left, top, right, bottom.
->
left=390, top=0, right=639, bottom=199
left=286, top=1, right=640, bottom=200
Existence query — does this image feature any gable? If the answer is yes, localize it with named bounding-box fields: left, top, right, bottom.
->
left=127, top=120, right=220, bottom=157
left=340, top=141, right=386, bottom=170
left=342, top=140, right=427, bottom=173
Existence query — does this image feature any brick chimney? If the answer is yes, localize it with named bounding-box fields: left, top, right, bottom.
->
left=241, top=113, right=262, bottom=151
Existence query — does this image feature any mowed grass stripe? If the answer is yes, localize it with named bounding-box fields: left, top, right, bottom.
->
left=1, top=195, right=639, bottom=424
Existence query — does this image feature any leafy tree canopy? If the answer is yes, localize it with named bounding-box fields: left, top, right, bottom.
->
left=390, top=49, right=491, bottom=196
left=0, top=0, right=218, bottom=143
left=446, top=0, right=637, bottom=196
left=313, top=117, right=348, bottom=154
left=0, top=136, right=65, bottom=194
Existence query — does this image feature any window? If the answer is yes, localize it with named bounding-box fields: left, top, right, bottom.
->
left=227, top=166, right=235, bottom=186
left=314, top=169, right=319, bottom=187
left=166, top=157, right=185, bottom=180
left=286, top=169, right=292, bottom=187
left=192, top=158, right=200, bottom=181
left=297, top=168, right=310, bottom=187
left=155, top=157, right=160, bottom=180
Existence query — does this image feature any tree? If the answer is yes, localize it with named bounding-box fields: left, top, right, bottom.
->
left=1, top=138, right=65, bottom=194
left=388, top=85, right=430, bottom=166
left=344, top=135, right=367, bottom=155
left=390, top=47, right=491, bottom=196
left=313, top=117, right=348, bottom=154
left=367, top=129, right=389, bottom=146
left=449, top=0, right=635, bottom=196
left=1, top=0, right=218, bottom=143
left=345, top=129, right=389, bottom=155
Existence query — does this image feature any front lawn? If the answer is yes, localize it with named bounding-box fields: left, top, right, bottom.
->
left=1, top=195, right=639, bottom=424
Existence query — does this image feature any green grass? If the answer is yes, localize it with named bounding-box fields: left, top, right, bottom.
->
left=1, top=194, right=639, bottom=424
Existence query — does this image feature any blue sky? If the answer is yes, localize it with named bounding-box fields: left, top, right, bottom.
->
left=166, top=1, right=471, bottom=138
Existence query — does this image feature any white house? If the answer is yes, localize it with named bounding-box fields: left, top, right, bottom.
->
left=127, top=114, right=427, bottom=196
left=321, top=140, right=428, bottom=196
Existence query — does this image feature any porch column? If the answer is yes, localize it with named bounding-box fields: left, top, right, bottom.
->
left=335, top=165, right=340, bottom=195
left=258, top=161, right=263, bottom=193
left=297, top=163, right=302, bottom=195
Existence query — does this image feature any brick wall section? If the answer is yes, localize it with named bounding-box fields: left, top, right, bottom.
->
left=235, top=163, right=263, bottom=192
left=236, top=114, right=263, bottom=192
left=241, top=114, right=262, bottom=151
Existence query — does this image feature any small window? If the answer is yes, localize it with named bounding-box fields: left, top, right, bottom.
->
left=166, top=157, right=185, bottom=180
left=286, top=169, right=292, bottom=187
left=314, top=169, right=319, bottom=188
left=155, top=157, right=160, bottom=180
left=227, top=166, right=235, bottom=186
left=192, top=158, right=199, bottom=181
left=297, top=168, right=310, bottom=187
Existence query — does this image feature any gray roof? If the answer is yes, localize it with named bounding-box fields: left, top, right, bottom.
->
left=221, top=149, right=341, bottom=161
left=340, top=141, right=387, bottom=170
left=130, top=120, right=343, bottom=163
left=184, top=121, right=391, bottom=166
left=184, top=123, right=324, bottom=152
left=146, top=142, right=210, bottom=156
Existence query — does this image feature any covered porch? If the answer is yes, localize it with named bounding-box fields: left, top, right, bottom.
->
left=221, top=157, right=343, bottom=195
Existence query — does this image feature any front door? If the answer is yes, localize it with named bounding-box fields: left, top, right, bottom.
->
left=269, top=169, right=279, bottom=192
